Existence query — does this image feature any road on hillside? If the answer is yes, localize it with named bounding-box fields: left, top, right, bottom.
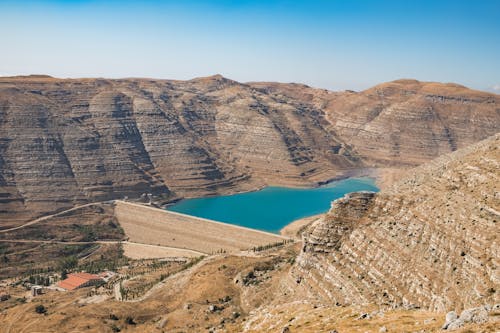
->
left=0, top=201, right=114, bottom=234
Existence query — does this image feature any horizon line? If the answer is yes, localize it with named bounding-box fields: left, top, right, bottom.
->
left=2, top=73, right=498, bottom=95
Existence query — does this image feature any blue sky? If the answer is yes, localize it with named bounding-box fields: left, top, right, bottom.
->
left=1, top=0, right=499, bottom=92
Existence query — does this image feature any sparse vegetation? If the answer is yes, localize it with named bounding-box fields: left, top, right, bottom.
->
left=59, top=255, right=78, bottom=271
left=27, top=274, right=51, bottom=286
left=117, top=257, right=203, bottom=301
left=125, top=316, right=136, bottom=325
left=182, top=256, right=205, bottom=270
left=252, top=239, right=294, bottom=252
left=35, top=304, right=47, bottom=314
left=0, top=241, right=125, bottom=280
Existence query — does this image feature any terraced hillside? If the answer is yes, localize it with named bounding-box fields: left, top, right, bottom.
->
left=0, top=75, right=354, bottom=226
left=294, top=133, right=499, bottom=311
left=1, top=75, right=499, bottom=226
left=251, top=79, right=500, bottom=166
left=0, top=135, right=498, bottom=332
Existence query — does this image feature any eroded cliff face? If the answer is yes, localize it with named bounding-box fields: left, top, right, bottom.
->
left=1, top=75, right=499, bottom=226
left=251, top=79, right=500, bottom=166
left=302, top=191, right=376, bottom=253
left=0, top=75, right=360, bottom=225
left=294, top=134, right=499, bottom=311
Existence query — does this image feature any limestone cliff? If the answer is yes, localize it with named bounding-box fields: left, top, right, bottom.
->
left=294, top=133, right=499, bottom=311
left=251, top=79, right=500, bottom=166
left=0, top=75, right=356, bottom=226
left=1, top=75, right=499, bottom=226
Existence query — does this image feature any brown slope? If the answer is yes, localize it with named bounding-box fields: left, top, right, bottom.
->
left=327, top=80, right=500, bottom=165
left=1, top=76, right=499, bottom=226
left=0, top=75, right=359, bottom=226
left=251, top=79, right=500, bottom=166
left=294, top=133, right=499, bottom=311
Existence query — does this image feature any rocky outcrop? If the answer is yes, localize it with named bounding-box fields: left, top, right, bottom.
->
left=302, top=192, right=376, bottom=253
left=294, top=134, right=499, bottom=311
left=1, top=76, right=499, bottom=226
left=442, top=305, right=498, bottom=330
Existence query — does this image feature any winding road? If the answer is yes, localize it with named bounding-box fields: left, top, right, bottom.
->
left=0, top=201, right=113, bottom=234
left=0, top=200, right=208, bottom=258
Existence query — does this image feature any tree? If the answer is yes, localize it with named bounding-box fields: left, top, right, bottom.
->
left=35, top=304, right=47, bottom=314
left=59, top=256, right=78, bottom=271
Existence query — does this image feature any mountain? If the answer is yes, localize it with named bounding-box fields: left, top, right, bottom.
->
left=250, top=79, right=500, bottom=166
left=1, top=134, right=498, bottom=332
left=293, top=133, right=499, bottom=311
left=1, top=75, right=499, bottom=226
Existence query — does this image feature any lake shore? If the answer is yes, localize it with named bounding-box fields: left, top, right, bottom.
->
left=163, top=168, right=381, bottom=206
left=166, top=177, right=379, bottom=233
left=280, top=214, right=323, bottom=239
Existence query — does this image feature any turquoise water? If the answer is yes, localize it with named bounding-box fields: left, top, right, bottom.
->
left=167, top=177, right=379, bottom=233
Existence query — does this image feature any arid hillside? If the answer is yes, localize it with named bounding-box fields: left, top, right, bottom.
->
left=1, top=75, right=499, bottom=226
left=251, top=79, right=500, bottom=166
left=0, top=200, right=288, bottom=278
left=0, top=75, right=355, bottom=226
left=0, top=135, right=498, bottom=333
left=293, top=133, right=499, bottom=312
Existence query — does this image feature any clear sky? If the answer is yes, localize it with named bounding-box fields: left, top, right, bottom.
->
left=1, top=0, right=499, bottom=92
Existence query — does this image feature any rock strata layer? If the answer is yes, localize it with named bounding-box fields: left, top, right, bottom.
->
left=295, top=134, right=499, bottom=311
left=1, top=75, right=499, bottom=225
left=252, top=79, right=500, bottom=166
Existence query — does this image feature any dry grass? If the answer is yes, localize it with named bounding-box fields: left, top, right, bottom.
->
left=239, top=302, right=500, bottom=333
left=373, top=167, right=410, bottom=189
left=0, top=246, right=498, bottom=333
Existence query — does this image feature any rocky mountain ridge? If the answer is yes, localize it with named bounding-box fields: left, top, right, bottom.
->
left=252, top=79, right=500, bottom=165
left=294, top=133, right=499, bottom=312
left=0, top=133, right=498, bottom=332
left=1, top=75, right=499, bottom=226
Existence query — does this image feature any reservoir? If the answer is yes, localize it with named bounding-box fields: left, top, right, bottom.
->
left=167, top=177, right=379, bottom=233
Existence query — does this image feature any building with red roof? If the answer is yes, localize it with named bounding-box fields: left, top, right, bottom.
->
left=57, top=272, right=103, bottom=291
